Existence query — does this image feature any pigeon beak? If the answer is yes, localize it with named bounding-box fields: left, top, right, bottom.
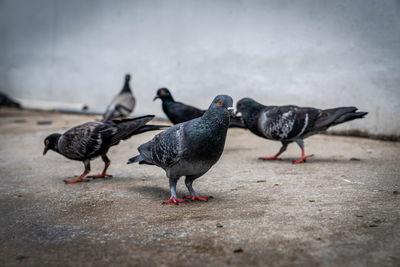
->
left=227, top=107, right=235, bottom=117
left=43, top=146, right=49, bottom=155
left=153, top=96, right=160, bottom=101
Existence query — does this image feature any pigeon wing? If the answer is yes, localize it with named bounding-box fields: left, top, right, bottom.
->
left=257, top=106, right=321, bottom=140
left=138, top=124, right=186, bottom=167
left=58, top=122, right=118, bottom=159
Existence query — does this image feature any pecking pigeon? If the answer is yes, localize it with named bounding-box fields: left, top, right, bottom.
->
left=43, top=115, right=165, bottom=183
left=236, top=97, right=368, bottom=164
left=128, top=95, right=234, bottom=204
left=153, top=87, right=245, bottom=128
left=102, top=74, right=136, bottom=121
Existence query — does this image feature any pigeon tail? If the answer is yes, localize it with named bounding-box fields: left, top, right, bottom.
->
left=331, top=111, right=368, bottom=127
left=127, top=154, right=153, bottom=165
left=112, top=115, right=154, bottom=126
left=132, top=124, right=168, bottom=135
left=127, top=155, right=142, bottom=164
left=110, top=115, right=155, bottom=141
left=314, top=107, right=358, bottom=129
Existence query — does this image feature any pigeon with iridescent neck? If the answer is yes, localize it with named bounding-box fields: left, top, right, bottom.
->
left=128, top=95, right=234, bottom=204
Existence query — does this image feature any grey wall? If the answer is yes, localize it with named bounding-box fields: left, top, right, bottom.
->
left=1, top=0, right=399, bottom=136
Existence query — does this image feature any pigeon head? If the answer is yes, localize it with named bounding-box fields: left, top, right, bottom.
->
left=236, top=97, right=262, bottom=117
left=153, top=88, right=174, bottom=102
left=209, top=95, right=234, bottom=116
left=121, top=74, right=132, bottom=93
left=43, top=133, right=61, bottom=155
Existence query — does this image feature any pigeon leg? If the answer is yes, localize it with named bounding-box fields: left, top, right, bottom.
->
left=259, top=142, right=289, bottom=160
left=293, top=139, right=313, bottom=164
left=184, top=175, right=213, bottom=201
left=64, top=160, right=91, bottom=184
left=88, top=154, right=113, bottom=179
left=163, top=178, right=185, bottom=205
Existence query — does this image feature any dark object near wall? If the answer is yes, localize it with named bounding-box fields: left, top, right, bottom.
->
left=0, top=92, right=21, bottom=108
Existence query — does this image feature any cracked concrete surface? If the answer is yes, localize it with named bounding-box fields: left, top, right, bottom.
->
left=0, top=108, right=399, bottom=266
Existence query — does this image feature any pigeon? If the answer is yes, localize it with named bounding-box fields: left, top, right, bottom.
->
left=153, top=88, right=245, bottom=128
left=0, top=92, right=21, bottom=108
left=43, top=115, right=165, bottom=183
left=153, top=88, right=204, bottom=124
left=236, top=97, right=368, bottom=164
left=128, top=95, right=234, bottom=204
left=102, top=74, right=136, bottom=121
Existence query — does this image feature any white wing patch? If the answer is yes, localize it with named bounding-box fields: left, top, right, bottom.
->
left=258, top=110, right=296, bottom=140
left=297, top=113, right=309, bottom=137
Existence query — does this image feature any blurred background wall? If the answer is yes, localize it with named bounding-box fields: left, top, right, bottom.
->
left=0, top=0, right=399, bottom=136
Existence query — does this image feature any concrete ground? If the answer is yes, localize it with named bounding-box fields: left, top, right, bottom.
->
left=0, top=108, right=399, bottom=267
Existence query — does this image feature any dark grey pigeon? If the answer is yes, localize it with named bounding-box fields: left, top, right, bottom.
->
left=128, top=95, right=234, bottom=204
left=236, top=97, right=368, bottom=164
left=153, top=87, right=245, bottom=128
left=153, top=88, right=204, bottom=124
left=102, top=74, right=136, bottom=122
left=43, top=115, right=165, bottom=183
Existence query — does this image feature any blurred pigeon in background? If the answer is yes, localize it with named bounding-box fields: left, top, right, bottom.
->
left=43, top=115, right=165, bottom=183
left=128, top=95, right=234, bottom=204
left=154, top=87, right=245, bottom=128
left=0, top=92, right=21, bottom=108
left=236, top=97, right=368, bottom=163
left=102, top=74, right=136, bottom=121
left=153, top=88, right=204, bottom=124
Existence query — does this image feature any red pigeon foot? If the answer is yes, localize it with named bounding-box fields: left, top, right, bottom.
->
left=162, top=197, right=185, bottom=205
left=184, top=195, right=213, bottom=202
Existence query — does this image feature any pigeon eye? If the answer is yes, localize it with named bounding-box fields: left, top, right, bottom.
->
left=217, top=100, right=223, bottom=106
left=238, top=104, right=242, bottom=108
left=160, top=91, right=165, bottom=96
left=45, top=140, right=49, bottom=145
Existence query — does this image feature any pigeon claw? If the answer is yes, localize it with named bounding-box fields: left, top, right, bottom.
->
left=162, top=197, right=185, bottom=205
left=292, top=154, right=313, bottom=164
left=87, top=174, right=113, bottom=179
left=184, top=195, right=213, bottom=202
left=259, top=156, right=282, bottom=161
left=64, top=178, right=90, bottom=184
